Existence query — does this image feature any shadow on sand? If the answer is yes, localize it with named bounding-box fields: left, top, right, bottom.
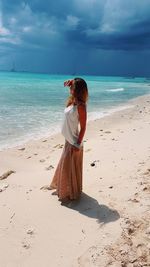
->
left=61, top=192, right=120, bottom=225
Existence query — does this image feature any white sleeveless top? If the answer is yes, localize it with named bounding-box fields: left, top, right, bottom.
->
left=61, top=104, right=83, bottom=146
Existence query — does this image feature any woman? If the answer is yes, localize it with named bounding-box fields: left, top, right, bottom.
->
left=41, top=77, right=88, bottom=204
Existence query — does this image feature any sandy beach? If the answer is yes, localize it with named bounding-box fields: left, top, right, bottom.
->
left=0, top=94, right=150, bottom=267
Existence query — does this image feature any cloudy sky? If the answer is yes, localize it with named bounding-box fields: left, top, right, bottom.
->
left=0, top=0, right=150, bottom=76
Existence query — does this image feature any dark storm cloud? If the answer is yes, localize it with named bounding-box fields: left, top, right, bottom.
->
left=65, top=20, right=150, bottom=51
left=0, top=0, right=150, bottom=75
left=1, top=0, right=150, bottom=51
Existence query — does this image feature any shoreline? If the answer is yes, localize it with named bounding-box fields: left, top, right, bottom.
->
left=0, top=93, right=150, bottom=266
left=1, top=93, right=149, bottom=152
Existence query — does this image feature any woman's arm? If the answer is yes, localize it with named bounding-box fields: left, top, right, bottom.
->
left=73, top=104, right=87, bottom=151
left=77, top=104, right=87, bottom=144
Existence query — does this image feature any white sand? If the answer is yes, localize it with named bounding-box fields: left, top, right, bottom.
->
left=0, top=94, right=150, bottom=267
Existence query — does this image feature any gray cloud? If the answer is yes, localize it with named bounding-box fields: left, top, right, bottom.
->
left=1, top=0, right=149, bottom=50
left=0, top=0, right=150, bottom=75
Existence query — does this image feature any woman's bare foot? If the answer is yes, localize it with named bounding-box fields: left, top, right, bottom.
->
left=40, top=185, right=56, bottom=190
left=51, top=190, right=58, bottom=195
left=59, top=197, right=71, bottom=205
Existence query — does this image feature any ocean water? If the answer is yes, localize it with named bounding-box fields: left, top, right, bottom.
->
left=0, top=71, right=150, bottom=151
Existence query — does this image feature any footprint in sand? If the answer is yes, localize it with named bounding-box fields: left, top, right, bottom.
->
left=53, top=144, right=64, bottom=149
left=142, top=186, right=150, bottom=191
left=128, top=198, right=139, bottom=203
left=0, top=170, right=15, bottom=180
left=10, top=212, right=15, bottom=223
left=111, top=138, right=118, bottom=141
left=26, top=228, right=35, bottom=235
left=90, top=160, right=100, bottom=167
left=39, top=159, right=45, bottom=162
left=26, top=189, right=33, bottom=194
left=45, top=164, right=54, bottom=170
left=143, top=168, right=150, bottom=175
left=105, top=131, right=111, bottom=134
left=138, top=161, right=145, bottom=165
left=0, top=183, right=9, bottom=192
left=22, top=242, right=30, bottom=249
left=85, top=149, right=91, bottom=152
left=18, top=147, right=25, bottom=151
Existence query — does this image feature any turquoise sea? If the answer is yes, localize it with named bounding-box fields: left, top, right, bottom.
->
left=0, top=71, right=150, bottom=151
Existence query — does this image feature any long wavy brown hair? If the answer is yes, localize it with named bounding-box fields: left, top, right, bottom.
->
left=66, top=77, right=88, bottom=107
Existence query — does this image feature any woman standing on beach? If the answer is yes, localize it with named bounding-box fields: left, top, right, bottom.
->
left=41, top=78, right=88, bottom=204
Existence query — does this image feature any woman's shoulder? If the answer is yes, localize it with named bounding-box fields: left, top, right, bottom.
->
left=77, top=102, right=87, bottom=113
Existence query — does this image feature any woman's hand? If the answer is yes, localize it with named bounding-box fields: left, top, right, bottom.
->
left=64, top=80, right=73, bottom=87
left=72, top=145, right=80, bottom=152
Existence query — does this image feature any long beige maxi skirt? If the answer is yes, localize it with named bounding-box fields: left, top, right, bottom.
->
left=50, top=140, right=83, bottom=201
